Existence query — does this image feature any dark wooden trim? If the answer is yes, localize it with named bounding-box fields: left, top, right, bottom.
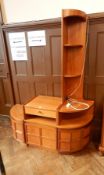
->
left=2, top=18, right=61, bottom=31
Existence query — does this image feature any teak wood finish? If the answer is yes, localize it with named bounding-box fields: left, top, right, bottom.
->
left=1, top=12, right=104, bottom=145
left=61, top=9, right=87, bottom=100
left=10, top=95, right=94, bottom=153
left=10, top=9, right=94, bottom=154
left=10, top=104, right=25, bottom=142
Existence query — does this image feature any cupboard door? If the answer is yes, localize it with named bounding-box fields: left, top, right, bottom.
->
left=41, top=127, right=56, bottom=139
left=42, top=138, right=56, bottom=150
left=25, top=124, right=40, bottom=136
left=26, top=135, right=41, bottom=146
left=58, top=141, right=70, bottom=152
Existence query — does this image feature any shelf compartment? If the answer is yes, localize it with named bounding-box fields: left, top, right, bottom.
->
left=58, top=108, right=93, bottom=129
left=62, top=17, right=86, bottom=45
left=63, top=47, right=84, bottom=75
left=63, top=76, right=81, bottom=99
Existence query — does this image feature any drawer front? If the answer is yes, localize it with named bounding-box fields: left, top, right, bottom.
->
left=26, top=135, right=41, bottom=146
left=11, top=119, right=23, bottom=131
left=71, top=130, right=81, bottom=141
left=41, top=127, right=56, bottom=140
left=81, top=136, right=90, bottom=148
left=11, top=119, right=15, bottom=130
left=58, top=141, right=70, bottom=152
left=42, top=138, right=56, bottom=150
left=70, top=141, right=81, bottom=152
left=82, top=125, right=91, bottom=137
left=25, top=124, right=40, bottom=136
left=59, top=130, right=71, bottom=142
left=16, top=132, right=25, bottom=142
left=25, top=107, right=56, bottom=118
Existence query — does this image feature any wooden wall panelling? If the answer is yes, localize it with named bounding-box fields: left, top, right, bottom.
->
left=38, top=28, right=61, bottom=96
left=4, top=25, right=61, bottom=104
left=84, top=18, right=104, bottom=141
left=0, top=22, right=14, bottom=115
left=27, top=27, right=61, bottom=97
left=5, top=31, right=35, bottom=104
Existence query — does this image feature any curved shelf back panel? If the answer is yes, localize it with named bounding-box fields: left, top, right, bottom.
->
left=63, top=47, right=84, bottom=75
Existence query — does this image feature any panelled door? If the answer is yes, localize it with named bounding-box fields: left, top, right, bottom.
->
left=5, top=26, right=61, bottom=104
left=84, top=19, right=104, bottom=140
left=0, top=26, right=14, bottom=115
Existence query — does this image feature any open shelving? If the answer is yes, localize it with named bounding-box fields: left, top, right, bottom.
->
left=62, top=9, right=87, bottom=100
left=57, top=9, right=94, bottom=153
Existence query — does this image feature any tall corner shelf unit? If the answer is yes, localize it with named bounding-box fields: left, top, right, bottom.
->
left=10, top=9, right=94, bottom=154
left=61, top=9, right=87, bottom=100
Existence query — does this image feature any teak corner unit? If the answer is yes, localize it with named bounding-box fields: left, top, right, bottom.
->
left=61, top=9, right=87, bottom=100
left=10, top=9, right=94, bottom=154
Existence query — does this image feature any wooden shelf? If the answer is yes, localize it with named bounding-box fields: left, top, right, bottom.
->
left=62, top=8, right=87, bottom=100
left=58, top=113, right=93, bottom=129
left=64, top=74, right=81, bottom=78
left=25, top=117, right=56, bottom=127
left=64, top=44, right=83, bottom=47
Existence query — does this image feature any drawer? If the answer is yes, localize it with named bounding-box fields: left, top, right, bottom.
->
left=25, top=107, right=57, bottom=118
left=42, top=138, right=56, bottom=150
left=70, top=141, right=81, bottom=152
left=41, top=127, right=56, bottom=140
left=11, top=119, right=24, bottom=132
left=58, top=141, right=70, bottom=152
left=15, top=132, right=25, bottom=142
left=58, top=129, right=71, bottom=141
left=26, top=135, right=41, bottom=146
left=71, top=130, right=81, bottom=141
left=81, top=136, right=90, bottom=148
left=82, top=126, right=91, bottom=137
left=11, top=120, right=15, bottom=130
left=25, top=124, right=40, bottom=136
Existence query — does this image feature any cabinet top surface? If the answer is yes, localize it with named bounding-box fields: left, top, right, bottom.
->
left=25, top=95, right=62, bottom=111
left=59, top=99, right=94, bottom=113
